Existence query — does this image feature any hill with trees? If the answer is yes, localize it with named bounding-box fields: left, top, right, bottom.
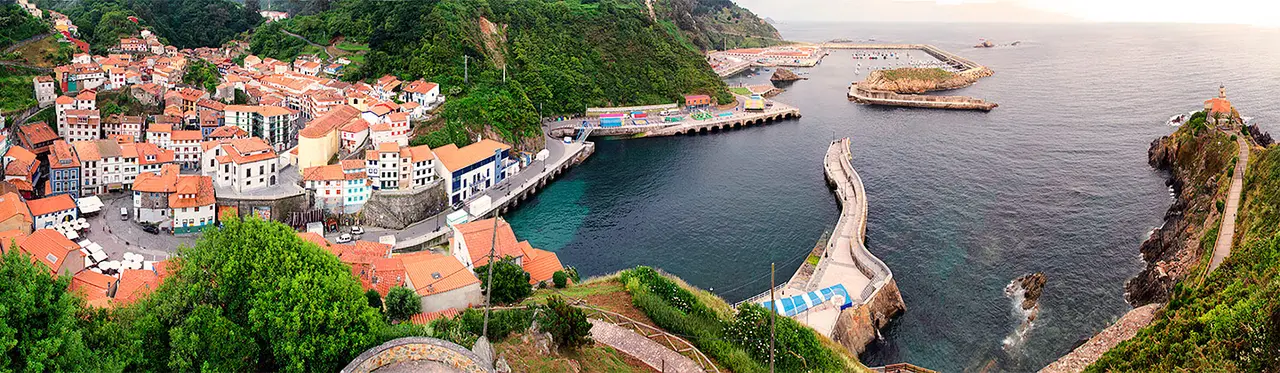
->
left=252, top=0, right=733, bottom=149
left=0, top=4, right=50, bottom=50
left=649, top=0, right=782, bottom=50
left=33, top=0, right=259, bottom=52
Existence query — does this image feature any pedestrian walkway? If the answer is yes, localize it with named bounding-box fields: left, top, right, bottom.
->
left=587, top=319, right=704, bottom=373
left=1208, top=133, right=1249, bottom=272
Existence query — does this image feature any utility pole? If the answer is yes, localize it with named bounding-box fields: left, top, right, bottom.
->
left=502, top=65, right=507, bottom=83
left=769, top=262, right=776, bottom=373
left=464, top=56, right=470, bottom=86
left=481, top=148, right=504, bottom=339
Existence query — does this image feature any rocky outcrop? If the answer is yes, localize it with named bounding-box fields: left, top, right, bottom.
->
left=1125, top=131, right=1236, bottom=306
left=1245, top=124, right=1273, bottom=148
left=769, top=68, right=805, bottom=82
left=831, top=279, right=906, bottom=355
left=1004, top=272, right=1047, bottom=348
left=1011, top=272, right=1046, bottom=314
left=362, top=183, right=449, bottom=230
left=857, top=67, right=989, bottom=94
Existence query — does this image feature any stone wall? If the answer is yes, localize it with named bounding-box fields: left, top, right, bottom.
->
left=363, top=182, right=448, bottom=230
left=341, top=337, right=491, bottom=373
left=831, top=279, right=906, bottom=355
left=216, top=193, right=307, bottom=222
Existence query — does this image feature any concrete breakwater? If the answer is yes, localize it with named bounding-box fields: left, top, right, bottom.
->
left=546, top=102, right=802, bottom=139
left=823, top=137, right=906, bottom=354
left=848, top=84, right=999, bottom=111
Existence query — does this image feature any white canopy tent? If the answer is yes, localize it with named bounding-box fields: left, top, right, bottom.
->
left=76, top=196, right=104, bottom=214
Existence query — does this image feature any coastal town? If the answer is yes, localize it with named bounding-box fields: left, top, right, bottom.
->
left=1, top=2, right=589, bottom=320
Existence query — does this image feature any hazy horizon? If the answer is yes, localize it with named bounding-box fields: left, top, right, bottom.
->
left=736, top=0, right=1280, bottom=27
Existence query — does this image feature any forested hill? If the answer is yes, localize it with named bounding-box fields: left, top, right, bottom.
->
left=649, top=0, right=782, bottom=50
left=254, top=0, right=734, bottom=149
left=33, top=0, right=259, bottom=51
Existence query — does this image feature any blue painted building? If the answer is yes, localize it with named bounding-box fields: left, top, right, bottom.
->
left=47, top=140, right=80, bottom=198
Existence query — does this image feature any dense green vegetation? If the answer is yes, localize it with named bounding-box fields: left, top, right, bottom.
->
left=475, top=256, right=533, bottom=304
left=1090, top=122, right=1280, bottom=370
left=0, top=249, right=93, bottom=372
left=880, top=67, right=955, bottom=82
left=540, top=295, right=593, bottom=350
left=648, top=0, right=782, bottom=50
left=0, top=66, right=38, bottom=113
left=618, top=266, right=860, bottom=373
left=35, top=0, right=259, bottom=52
left=182, top=57, right=221, bottom=92
left=251, top=0, right=732, bottom=148
left=384, top=286, right=421, bottom=323
left=0, top=4, right=49, bottom=50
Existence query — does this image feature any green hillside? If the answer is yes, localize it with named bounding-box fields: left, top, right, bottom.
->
left=34, top=0, right=259, bottom=52
left=1089, top=123, right=1280, bottom=370
left=648, top=0, right=782, bottom=50
left=252, top=0, right=733, bottom=149
left=0, top=4, right=50, bottom=50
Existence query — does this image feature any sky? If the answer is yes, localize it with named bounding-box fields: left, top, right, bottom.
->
left=736, top=0, right=1280, bottom=26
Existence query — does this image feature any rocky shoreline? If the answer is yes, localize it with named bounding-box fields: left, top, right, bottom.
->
left=1125, top=132, right=1234, bottom=306
left=857, top=67, right=991, bottom=94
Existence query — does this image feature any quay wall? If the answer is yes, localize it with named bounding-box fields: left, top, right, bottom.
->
left=848, top=85, right=998, bottom=111
left=824, top=137, right=906, bottom=354
left=363, top=182, right=449, bottom=230
left=548, top=107, right=802, bottom=139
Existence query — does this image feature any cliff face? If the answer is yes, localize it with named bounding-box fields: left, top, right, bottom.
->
left=651, top=0, right=782, bottom=50
left=831, top=279, right=906, bottom=355
left=858, top=68, right=986, bottom=93
left=1125, top=129, right=1237, bottom=306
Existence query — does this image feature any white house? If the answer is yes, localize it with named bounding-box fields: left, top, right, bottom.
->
left=399, top=80, right=440, bottom=118
left=365, top=142, right=437, bottom=191
left=432, top=139, right=512, bottom=205
left=72, top=140, right=127, bottom=195
left=33, top=76, right=56, bottom=108
left=62, top=109, right=100, bottom=142
left=27, top=194, right=79, bottom=229
left=301, top=160, right=369, bottom=212
left=200, top=137, right=279, bottom=194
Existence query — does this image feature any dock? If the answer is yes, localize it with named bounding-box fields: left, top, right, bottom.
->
left=848, top=84, right=998, bottom=111
left=547, top=97, right=801, bottom=140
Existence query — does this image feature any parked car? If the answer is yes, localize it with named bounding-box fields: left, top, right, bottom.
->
left=141, top=224, right=159, bottom=234
left=351, top=226, right=364, bottom=236
left=336, top=233, right=353, bottom=243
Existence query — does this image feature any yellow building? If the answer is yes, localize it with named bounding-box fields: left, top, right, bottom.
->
left=296, top=105, right=363, bottom=173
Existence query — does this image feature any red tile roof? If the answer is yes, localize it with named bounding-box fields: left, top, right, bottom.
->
left=454, top=218, right=524, bottom=266
left=433, top=139, right=510, bottom=172
left=300, top=105, right=361, bottom=139
left=402, top=80, right=439, bottom=94
left=399, top=251, right=480, bottom=296
left=410, top=308, right=462, bottom=325
left=16, top=229, right=80, bottom=275
left=168, top=176, right=214, bottom=209
left=18, top=122, right=59, bottom=146
left=114, top=269, right=160, bottom=306
left=27, top=194, right=76, bottom=216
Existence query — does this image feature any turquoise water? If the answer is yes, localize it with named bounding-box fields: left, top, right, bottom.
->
left=507, top=23, right=1280, bottom=372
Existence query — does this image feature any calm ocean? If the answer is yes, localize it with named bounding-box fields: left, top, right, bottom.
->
left=507, top=22, right=1280, bottom=371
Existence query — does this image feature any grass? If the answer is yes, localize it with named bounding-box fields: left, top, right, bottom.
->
left=496, top=334, right=655, bottom=373
left=729, top=87, right=752, bottom=96
left=335, top=41, right=369, bottom=52
left=301, top=44, right=330, bottom=61
left=10, top=35, right=60, bottom=68
left=0, top=72, right=37, bottom=113
left=880, top=67, right=954, bottom=82
left=806, top=254, right=821, bottom=266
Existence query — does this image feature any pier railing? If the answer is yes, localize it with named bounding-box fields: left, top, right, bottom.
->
left=827, top=138, right=895, bottom=304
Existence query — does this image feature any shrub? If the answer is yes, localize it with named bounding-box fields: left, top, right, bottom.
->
left=564, top=266, right=582, bottom=283
left=456, top=308, right=533, bottom=342
left=385, top=286, right=421, bottom=323
left=726, top=304, right=846, bottom=372
left=365, top=289, right=383, bottom=312
left=475, top=256, right=532, bottom=304
left=539, top=295, right=592, bottom=351
left=429, top=316, right=478, bottom=349
left=553, top=270, right=568, bottom=288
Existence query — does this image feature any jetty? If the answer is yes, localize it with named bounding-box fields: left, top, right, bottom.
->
left=735, top=138, right=904, bottom=354
left=819, top=43, right=991, bottom=79
left=848, top=84, right=998, bottom=111
left=547, top=97, right=801, bottom=139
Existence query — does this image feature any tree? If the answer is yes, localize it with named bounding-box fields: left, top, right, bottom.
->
left=552, top=270, right=568, bottom=288
left=167, top=305, right=258, bottom=372
left=365, top=289, right=383, bottom=312
left=474, top=257, right=531, bottom=305
left=538, top=295, right=591, bottom=351
left=0, top=249, right=94, bottom=372
left=130, top=216, right=384, bottom=372
left=384, top=286, right=420, bottom=323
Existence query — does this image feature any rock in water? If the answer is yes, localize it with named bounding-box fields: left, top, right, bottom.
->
left=770, top=68, right=805, bottom=82
left=1016, top=272, right=1047, bottom=311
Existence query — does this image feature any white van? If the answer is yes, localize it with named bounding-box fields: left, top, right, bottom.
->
left=120, top=208, right=129, bottom=221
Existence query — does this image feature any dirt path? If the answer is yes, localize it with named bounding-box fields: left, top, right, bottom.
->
left=587, top=319, right=703, bottom=373
left=1208, top=133, right=1249, bottom=272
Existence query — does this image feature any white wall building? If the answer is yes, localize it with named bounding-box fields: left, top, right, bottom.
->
left=365, top=143, right=437, bottom=191
left=201, top=137, right=280, bottom=194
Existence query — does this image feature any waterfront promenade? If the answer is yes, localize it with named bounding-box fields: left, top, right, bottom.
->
left=547, top=97, right=801, bottom=140
left=742, top=138, right=901, bottom=346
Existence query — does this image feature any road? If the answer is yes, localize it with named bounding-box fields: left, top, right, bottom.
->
left=1208, top=133, right=1249, bottom=272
